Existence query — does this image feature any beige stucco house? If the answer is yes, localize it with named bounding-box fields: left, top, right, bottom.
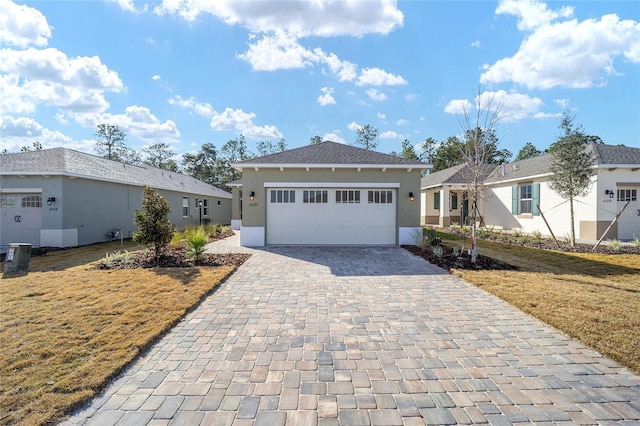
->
left=230, top=141, right=430, bottom=247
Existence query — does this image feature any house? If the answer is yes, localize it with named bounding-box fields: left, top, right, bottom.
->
left=421, top=143, right=640, bottom=241
left=0, top=148, right=232, bottom=250
left=230, top=141, right=429, bottom=247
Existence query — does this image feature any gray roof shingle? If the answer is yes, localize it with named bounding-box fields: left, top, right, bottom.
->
left=421, top=163, right=495, bottom=188
left=234, top=141, right=427, bottom=167
left=0, top=148, right=232, bottom=199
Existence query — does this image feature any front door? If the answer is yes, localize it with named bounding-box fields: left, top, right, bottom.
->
left=0, top=193, right=43, bottom=249
left=617, top=187, right=639, bottom=240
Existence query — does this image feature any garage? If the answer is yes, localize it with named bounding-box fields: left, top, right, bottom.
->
left=267, top=186, right=396, bottom=245
left=1, top=192, right=43, bottom=250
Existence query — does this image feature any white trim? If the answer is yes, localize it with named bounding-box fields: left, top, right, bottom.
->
left=240, top=226, right=265, bottom=246
left=232, top=163, right=429, bottom=171
left=399, top=227, right=421, bottom=245
left=264, top=182, right=400, bottom=188
left=231, top=219, right=241, bottom=230
left=0, top=188, right=42, bottom=193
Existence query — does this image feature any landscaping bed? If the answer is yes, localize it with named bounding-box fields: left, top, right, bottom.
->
left=403, top=244, right=517, bottom=271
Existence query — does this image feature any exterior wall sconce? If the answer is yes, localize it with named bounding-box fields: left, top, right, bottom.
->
left=47, top=197, right=56, bottom=206
left=605, top=189, right=615, bottom=198
left=250, top=191, right=255, bottom=201
left=409, top=192, right=415, bottom=201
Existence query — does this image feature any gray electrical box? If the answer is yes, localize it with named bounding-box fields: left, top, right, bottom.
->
left=3, top=243, right=32, bottom=275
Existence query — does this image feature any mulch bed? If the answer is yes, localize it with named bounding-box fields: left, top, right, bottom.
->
left=403, top=245, right=518, bottom=272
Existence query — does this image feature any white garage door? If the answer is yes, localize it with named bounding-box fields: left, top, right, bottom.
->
left=617, top=187, right=639, bottom=240
left=267, top=188, right=396, bottom=245
left=1, top=193, right=43, bottom=250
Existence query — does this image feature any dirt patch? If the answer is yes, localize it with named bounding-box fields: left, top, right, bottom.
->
left=403, top=245, right=517, bottom=271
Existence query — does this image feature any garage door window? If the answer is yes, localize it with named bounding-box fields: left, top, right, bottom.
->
left=368, top=190, right=393, bottom=204
left=336, top=190, right=360, bottom=203
left=22, top=195, right=42, bottom=208
left=271, top=190, right=295, bottom=203
left=303, top=190, right=327, bottom=204
left=617, top=189, right=637, bottom=202
left=1, top=195, right=16, bottom=207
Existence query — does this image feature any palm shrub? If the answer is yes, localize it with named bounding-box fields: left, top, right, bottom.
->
left=186, top=226, right=208, bottom=262
left=133, top=186, right=174, bottom=261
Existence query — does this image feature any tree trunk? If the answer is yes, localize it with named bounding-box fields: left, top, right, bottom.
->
left=471, top=200, right=478, bottom=263
left=569, top=196, right=575, bottom=247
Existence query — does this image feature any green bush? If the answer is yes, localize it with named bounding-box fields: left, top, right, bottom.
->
left=186, top=226, right=208, bottom=262
left=634, top=238, right=640, bottom=248
left=170, top=230, right=184, bottom=249
left=608, top=239, right=621, bottom=252
left=531, top=230, right=543, bottom=244
left=133, top=187, right=174, bottom=261
left=101, top=250, right=135, bottom=269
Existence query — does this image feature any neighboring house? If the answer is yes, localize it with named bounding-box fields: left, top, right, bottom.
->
left=421, top=143, right=640, bottom=241
left=0, top=148, right=232, bottom=250
left=230, top=141, right=429, bottom=247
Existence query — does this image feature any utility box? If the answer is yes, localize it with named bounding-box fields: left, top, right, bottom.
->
left=3, top=243, right=32, bottom=275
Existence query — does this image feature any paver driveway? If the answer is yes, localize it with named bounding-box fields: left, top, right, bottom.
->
left=62, top=235, right=640, bottom=425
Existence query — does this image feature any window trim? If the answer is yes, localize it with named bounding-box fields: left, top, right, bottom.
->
left=182, top=197, right=189, bottom=217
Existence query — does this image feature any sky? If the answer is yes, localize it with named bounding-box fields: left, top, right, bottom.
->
left=1, top=0, right=639, bottom=163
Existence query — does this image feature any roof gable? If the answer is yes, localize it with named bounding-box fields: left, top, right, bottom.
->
left=233, top=141, right=427, bottom=169
left=0, top=148, right=232, bottom=199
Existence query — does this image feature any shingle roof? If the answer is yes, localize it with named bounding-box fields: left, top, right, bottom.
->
left=0, top=148, right=232, bottom=199
left=233, top=141, right=427, bottom=168
left=421, top=163, right=495, bottom=188
left=484, top=143, right=640, bottom=183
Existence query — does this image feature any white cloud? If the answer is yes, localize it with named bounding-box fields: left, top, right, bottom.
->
left=396, top=118, right=408, bottom=126
left=478, top=90, right=544, bottom=121
left=356, top=67, right=407, bottom=86
left=404, top=93, right=418, bottom=102
left=554, top=98, right=570, bottom=108
left=238, top=31, right=319, bottom=71
left=470, top=40, right=481, bottom=48
left=0, top=115, right=81, bottom=153
left=69, top=106, right=181, bottom=143
left=377, top=112, right=386, bottom=119
left=347, top=121, right=361, bottom=131
left=482, top=10, right=640, bottom=89
left=152, top=0, right=403, bottom=37
left=210, top=107, right=282, bottom=140
left=496, top=0, right=574, bottom=31
left=323, top=132, right=346, bottom=144
left=366, top=88, right=387, bottom=101
left=151, top=75, right=161, bottom=81
left=168, top=95, right=214, bottom=117
left=145, top=37, right=156, bottom=44
left=533, top=112, right=562, bottom=119
left=444, top=99, right=473, bottom=114
left=317, top=87, right=336, bottom=106
left=319, top=51, right=357, bottom=82
left=0, top=47, right=123, bottom=114
left=380, top=130, right=400, bottom=139
left=0, top=0, right=51, bottom=48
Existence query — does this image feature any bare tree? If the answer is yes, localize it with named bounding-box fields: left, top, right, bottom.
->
left=456, top=90, right=505, bottom=263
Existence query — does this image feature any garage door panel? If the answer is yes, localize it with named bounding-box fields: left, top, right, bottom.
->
left=267, top=188, right=395, bottom=245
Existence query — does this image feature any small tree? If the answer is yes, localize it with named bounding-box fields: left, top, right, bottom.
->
left=310, top=135, right=323, bottom=145
left=133, top=186, right=174, bottom=261
left=548, top=113, right=596, bottom=246
left=354, top=124, right=379, bottom=150
left=143, top=142, right=178, bottom=171
left=515, top=142, right=542, bottom=161
left=95, top=123, right=127, bottom=160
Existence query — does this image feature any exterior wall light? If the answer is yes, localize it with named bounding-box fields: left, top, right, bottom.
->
left=250, top=191, right=255, bottom=201
left=409, top=192, right=415, bottom=201
left=47, top=197, right=56, bottom=206
left=605, top=189, right=615, bottom=198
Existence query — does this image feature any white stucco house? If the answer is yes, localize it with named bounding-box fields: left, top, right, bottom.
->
left=230, top=141, right=430, bottom=247
left=0, top=148, right=232, bottom=251
left=421, top=143, right=640, bottom=241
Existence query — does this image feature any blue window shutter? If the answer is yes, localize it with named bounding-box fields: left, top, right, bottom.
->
left=532, top=183, right=540, bottom=216
left=512, top=186, right=518, bottom=214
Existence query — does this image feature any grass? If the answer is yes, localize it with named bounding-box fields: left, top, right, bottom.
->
left=0, top=241, right=237, bottom=426
left=439, top=233, right=640, bottom=375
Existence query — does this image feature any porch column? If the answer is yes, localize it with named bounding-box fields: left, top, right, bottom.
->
left=439, top=187, right=450, bottom=228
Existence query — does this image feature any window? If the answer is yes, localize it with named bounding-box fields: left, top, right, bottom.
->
left=22, top=195, right=42, bottom=208
left=203, top=199, right=208, bottom=216
left=182, top=197, right=189, bottom=217
left=617, top=189, right=637, bottom=202
left=1, top=195, right=16, bottom=207
left=270, top=190, right=296, bottom=203
left=336, top=190, right=360, bottom=204
left=434, top=193, right=440, bottom=210
left=303, top=190, right=327, bottom=203
left=217, top=200, right=221, bottom=207
left=368, top=190, right=393, bottom=204
left=520, top=185, right=532, bottom=214
left=512, top=183, right=540, bottom=216
left=451, top=192, right=458, bottom=210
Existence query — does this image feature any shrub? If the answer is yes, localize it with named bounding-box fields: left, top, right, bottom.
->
left=512, top=228, right=523, bottom=238
left=133, top=187, right=174, bottom=261
left=170, top=230, right=184, bottom=249
left=101, top=250, right=135, bottom=269
left=431, top=245, right=444, bottom=258
left=186, top=226, right=208, bottom=262
left=531, top=230, right=543, bottom=244
left=205, top=222, right=223, bottom=237
left=608, top=239, right=621, bottom=252
left=634, top=238, right=640, bottom=248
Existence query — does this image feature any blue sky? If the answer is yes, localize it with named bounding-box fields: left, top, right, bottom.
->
left=1, top=0, right=638, bottom=161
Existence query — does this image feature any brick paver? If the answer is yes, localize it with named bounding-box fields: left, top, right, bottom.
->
left=61, top=233, right=640, bottom=425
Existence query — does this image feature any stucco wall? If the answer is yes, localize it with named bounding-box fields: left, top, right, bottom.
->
left=240, top=167, right=422, bottom=229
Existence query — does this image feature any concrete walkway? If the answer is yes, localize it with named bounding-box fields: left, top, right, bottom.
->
left=62, top=234, right=640, bottom=425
